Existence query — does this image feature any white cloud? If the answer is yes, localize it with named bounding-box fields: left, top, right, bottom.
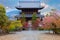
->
left=41, top=3, right=46, bottom=7
left=6, top=8, right=17, bottom=13
left=41, top=2, right=49, bottom=9
left=45, top=4, right=49, bottom=8
left=40, top=3, right=52, bottom=15
left=5, top=6, right=11, bottom=10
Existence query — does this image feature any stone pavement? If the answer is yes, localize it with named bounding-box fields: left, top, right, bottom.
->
left=0, top=30, right=60, bottom=40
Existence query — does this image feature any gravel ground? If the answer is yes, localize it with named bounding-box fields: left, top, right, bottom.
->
left=0, top=30, right=60, bottom=40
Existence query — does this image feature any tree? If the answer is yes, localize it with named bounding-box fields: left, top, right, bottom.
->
left=32, top=12, right=37, bottom=29
left=42, top=16, right=53, bottom=29
left=14, top=20, right=23, bottom=30
left=8, top=21, right=16, bottom=31
left=42, top=9, right=60, bottom=34
left=21, top=13, right=26, bottom=24
left=8, top=20, right=23, bottom=31
left=0, top=5, right=8, bottom=33
left=50, top=9, right=60, bottom=34
left=32, top=12, right=37, bottom=24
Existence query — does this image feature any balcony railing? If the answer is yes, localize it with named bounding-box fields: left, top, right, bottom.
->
left=18, top=14, right=42, bottom=17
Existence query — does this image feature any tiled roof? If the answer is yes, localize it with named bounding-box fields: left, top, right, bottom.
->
left=17, top=1, right=41, bottom=8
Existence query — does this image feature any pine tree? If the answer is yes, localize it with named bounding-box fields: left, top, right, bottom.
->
left=32, top=12, right=37, bottom=24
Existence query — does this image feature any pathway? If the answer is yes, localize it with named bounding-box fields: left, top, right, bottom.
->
left=0, top=30, right=60, bottom=40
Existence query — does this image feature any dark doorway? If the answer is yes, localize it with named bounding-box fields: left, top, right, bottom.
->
left=26, top=17, right=32, bottom=21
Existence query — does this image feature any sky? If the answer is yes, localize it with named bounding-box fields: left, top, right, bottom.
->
left=0, top=0, right=60, bottom=18
left=0, top=0, right=60, bottom=11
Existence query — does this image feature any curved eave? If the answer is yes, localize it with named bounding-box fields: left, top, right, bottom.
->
left=16, top=7, right=44, bottom=10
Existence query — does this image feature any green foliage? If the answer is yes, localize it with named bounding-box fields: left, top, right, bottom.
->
left=0, top=5, right=6, bottom=13
left=52, top=28, right=60, bottom=34
left=55, top=28, right=60, bottom=33
left=8, top=22, right=15, bottom=31
left=8, top=20, right=23, bottom=31
left=32, top=12, right=37, bottom=24
left=0, top=5, right=8, bottom=26
left=21, top=13, right=26, bottom=22
left=15, top=20, right=23, bottom=28
left=37, top=27, right=44, bottom=30
left=0, top=5, right=9, bottom=33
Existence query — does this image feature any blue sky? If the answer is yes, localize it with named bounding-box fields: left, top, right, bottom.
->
left=0, top=0, right=60, bottom=18
left=46, top=0, right=60, bottom=10
left=0, top=0, right=60, bottom=10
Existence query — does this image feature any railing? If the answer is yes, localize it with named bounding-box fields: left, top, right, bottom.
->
left=19, top=14, right=41, bottom=17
